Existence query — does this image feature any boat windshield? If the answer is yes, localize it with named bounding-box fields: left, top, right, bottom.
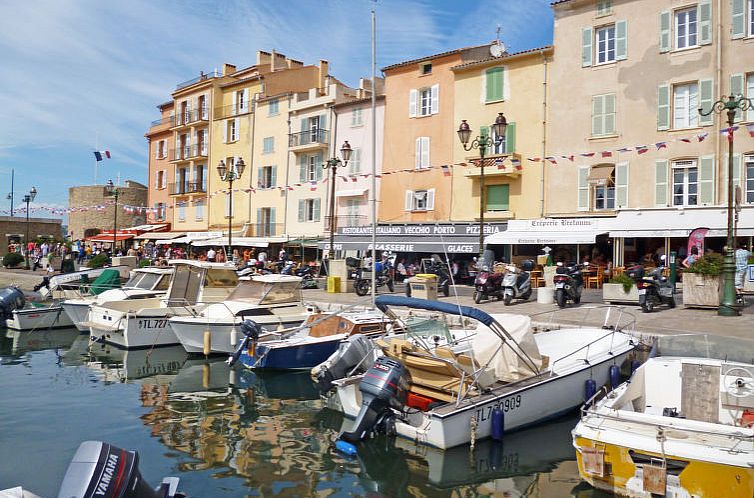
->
left=130, top=273, right=160, bottom=289
left=654, top=334, right=754, bottom=364
left=402, top=316, right=455, bottom=347
left=226, top=280, right=302, bottom=305
left=203, top=269, right=239, bottom=288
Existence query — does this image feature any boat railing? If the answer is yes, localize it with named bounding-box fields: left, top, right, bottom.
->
left=529, top=304, right=637, bottom=335
left=549, top=328, right=635, bottom=375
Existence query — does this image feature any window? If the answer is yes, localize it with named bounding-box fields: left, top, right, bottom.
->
left=348, top=148, right=361, bottom=174
left=258, top=165, right=276, bottom=188
left=155, top=170, right=166, bottom=190
left=746, top=155, right=754, bottom=203
left=306, top=156, right=318, bottom=181
left=409, top=85, right=439, bottom=117
left=155, top=140, right=166, bottom=159
left=421, top=62, right=432, bottom=75
left=345, top=198, right=364, bottom=225
left=257, top=207, right=276, bottom=236
left=404, top=189, right=435, bottom=211
left=420, top=88, right=432, bottom=116
left=415, top=137, right=430, bottom=169
left=750, top=0, right=754, bottom=36
left=299, top=198, right=321, bottom=222
left=485, top=67, right=504, bottom=102
left=594, top=184, right=616, bottom=210
left=492, top=127, right=506, bottom=155
left=748, top=73, right=754, bottom=121
left=486, top=184, right=509, bottom=211
left=192, top=164, right=206, bottom=191
left=263, top=136, right=274, bottom=154
left=592, top=93, right=616, bottom=136
left=226, top=119, right=239, bottom=142
left=595, top=25, right=616, bottom=63
left=673, top=83, right=699, bottom=129
left=194, top=199, right=204, bottom=221
left=351, top=108, right=363, bottom=126
left=672, top=160, right=698, bottom=206
left=198, top=95, right=207, bottom=119
left=597, top=0, right=612, bottom=15
left=675, top=7, right=697, bottom=49
left=154, top=203, right=165, bottom=221
left=178, top=202, right=186, bottom=221
left=268, top=98, right=279, bottom=116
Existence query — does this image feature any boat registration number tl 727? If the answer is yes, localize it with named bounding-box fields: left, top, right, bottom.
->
left=137, top=318, right=169, bottom=329
left=474, top=394, right=522, bottom=421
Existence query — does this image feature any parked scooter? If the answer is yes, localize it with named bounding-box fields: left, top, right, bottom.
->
left=473, top=250, right=505, bottom=303
left=354, top=254, right=395, bottom=296
left=296, top=265, right=318, bottom=289
left=628, top=256, right=675, bottom=312
left=553, top=262, right=584, bottom=308
left=501, top=260, right=534, bottom=305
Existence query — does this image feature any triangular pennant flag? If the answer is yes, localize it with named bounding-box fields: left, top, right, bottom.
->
left=655, top=142, right=667, bottom=150
left=601, top=151, right=612, bottom=158
left=580, top=152, right=595, bottom=158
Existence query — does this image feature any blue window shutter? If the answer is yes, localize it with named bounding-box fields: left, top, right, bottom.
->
left=269, top=208, right=276, bottom=234
left=299, top=155, right=307, bottom=182
left=298, top=200, right=305, bottom=222
left=582, top=27, right=593, bottom=67
left=315, top=154, right=323, bottom=181
left=271, top=165, right=277, bottom=187
left=313, top=198, right=321, bottom=221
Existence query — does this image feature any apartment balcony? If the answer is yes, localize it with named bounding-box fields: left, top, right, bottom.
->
left=148, top=115, right=174, bottom=133
left=171, top=108, right=209, bottom=129
left=323, top=214, right=369, bottom=233
left=463, top=153, right=522, bottom=178
left=288, top=128, right=329, bottom=151
left=175, top=70, right=217, bottom=90
left=213, top=103, right=252, bottom=120
left=169, top=144, right=207, bottom=162
left=169, top=181, right=207, bottom=196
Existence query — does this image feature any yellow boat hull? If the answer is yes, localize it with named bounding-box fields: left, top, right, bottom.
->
left=574, top=436, right=754, bottom=498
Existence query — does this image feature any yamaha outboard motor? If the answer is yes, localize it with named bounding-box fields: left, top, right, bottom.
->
left=311, top=334, right=377, bottom=391
left=0, top=286, right=25, bottom=320
left=227, top=319, right=262, bottom=367
left=339, top=356, right=410, bottom=443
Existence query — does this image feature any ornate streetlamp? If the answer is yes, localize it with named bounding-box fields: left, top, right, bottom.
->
left=105, top=180, right=119, bottom=255
left=323, top=141, right=352, bottom=260
left=456, top=112, right=507, bottom=256
left=23, top=186, right=37, bottom=269
left=217, top=157, right=246, bottom=250
left=699, top=95, right=753, bottom=316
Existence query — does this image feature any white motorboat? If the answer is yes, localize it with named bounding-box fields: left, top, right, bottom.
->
left=62, top=267, right=173, bottom=331
left=5, top=266, right=131, bottom=331
left=169, top=274, right=310, bottom=355
left=331, top=295, right=637, bottom=450
left=86, top=260, right=238, bottom=349
left=573, top=334, right=754, bottom=498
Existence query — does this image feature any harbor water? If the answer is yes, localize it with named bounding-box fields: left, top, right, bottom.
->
left=0, top=328, right=611, bottom=497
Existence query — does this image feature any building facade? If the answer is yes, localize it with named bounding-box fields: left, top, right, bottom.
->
left=543, top=0, right=754, bottom=264
left=145, top=101, right=173, bottom=224
left=68, top=181, right=147, bottom=240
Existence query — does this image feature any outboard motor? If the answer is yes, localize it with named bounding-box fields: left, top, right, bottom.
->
left=228, top=319, right=262, bottom=367
left=0, top=441, right=185, bottom=498
left=339, top=356, right=410, bottom=443
left=0, top=286, right=25, bottom=319
left=311, top=334, right=378, bottom=391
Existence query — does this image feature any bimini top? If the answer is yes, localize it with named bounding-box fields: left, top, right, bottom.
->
left=374, top=295, right=494, bottom=326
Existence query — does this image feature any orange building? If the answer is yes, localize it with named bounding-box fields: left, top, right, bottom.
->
left=145, top=101, right=174, bottom=223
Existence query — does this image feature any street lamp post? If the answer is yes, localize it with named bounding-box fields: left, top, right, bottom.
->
left=217, top=157, right=246, bottom=250
left=23, top=186, right=37, bottom=270
left=323, top=141, right=353, bottom=261
left=105, top=180, right=119, bottom=256
left=456, top=113, right=507, bottom=257
left=699, top=94, right=753, bottom=316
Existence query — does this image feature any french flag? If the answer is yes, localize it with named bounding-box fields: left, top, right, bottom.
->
left=94, top=150, right=111, bottom=161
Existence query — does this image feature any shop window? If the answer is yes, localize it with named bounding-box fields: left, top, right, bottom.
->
left=672, top=159, right=698, bottom=206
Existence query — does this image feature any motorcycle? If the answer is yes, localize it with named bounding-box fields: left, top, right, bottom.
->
left=296, top=265, right=318, bottom=289
left=353, top=257, right=395, bottom=296
left=501, top=260, right=534, bottom=305
left=553, top=262, right=584, bottom=308
left=473, top=250, right=505, bottom=304
left=628, top=257, right=675, bottom=312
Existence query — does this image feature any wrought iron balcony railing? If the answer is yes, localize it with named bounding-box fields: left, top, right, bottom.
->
left=288, top=128, right=329, bottom=148
left=169, top=144, right=208, bottom=161
left=169, top=181, right=207, bottom=195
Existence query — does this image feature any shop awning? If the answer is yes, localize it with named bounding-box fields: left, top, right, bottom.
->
left=192, top=237, right=270, bottom=248
left=335, top=188, right=367, bottom=197
left=587, top=165, right=614, bottom=185
left=608, top=208, right=754, bottom=238
left=136, top=231, right=184, bottom=241
left=486, top=230, right=605, bottom=245
left=87, top=234, right=135, bottom=243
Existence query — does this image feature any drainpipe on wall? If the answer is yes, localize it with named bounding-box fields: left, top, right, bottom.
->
left=248, top=92, right=259, bottom=224
left=715, top=0, right=722, bottom=203
left=283, top=95, right=292, bottom=237
left=540, top=50, right=549, bottom=219
left=329, top=105, right=338, bottom=242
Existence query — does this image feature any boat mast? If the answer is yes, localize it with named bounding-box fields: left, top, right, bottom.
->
left=370, top=5, right=377, bottom=307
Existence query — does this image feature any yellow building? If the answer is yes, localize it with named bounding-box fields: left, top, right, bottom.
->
left=450, top=46, right=553, bottom=226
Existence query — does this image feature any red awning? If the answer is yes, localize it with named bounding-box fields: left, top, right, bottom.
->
left=86, top=234, right=135, bottom=243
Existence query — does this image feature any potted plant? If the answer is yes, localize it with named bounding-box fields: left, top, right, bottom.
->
left=602, top=273, right=639, bottom=304
left=2, top=252, right=24, bottom=269
left=682, top=253, right=723, bottom=308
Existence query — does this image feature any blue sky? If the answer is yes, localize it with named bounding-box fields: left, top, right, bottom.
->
left=0, top=0, right=553, bottom=214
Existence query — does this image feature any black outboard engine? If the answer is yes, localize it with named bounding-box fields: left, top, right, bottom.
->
left=339, top=356, right=410, bottom=443
left=0, top=286, right=25, bottom=319
left=227, top=319, right=262, bottom=367
left=312, top=334, right=377, bottom=391
left=57, top=441, right=184, bottom=498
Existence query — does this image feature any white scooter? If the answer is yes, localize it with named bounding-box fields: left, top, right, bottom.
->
left=501, top=260, right=534, bottom=305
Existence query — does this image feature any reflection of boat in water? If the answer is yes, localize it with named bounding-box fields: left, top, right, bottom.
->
left=6, top=327, right=79, bottom=354
left=87, top=344, right=187, bottom=382
left=235, top=369, right=320, bottom=400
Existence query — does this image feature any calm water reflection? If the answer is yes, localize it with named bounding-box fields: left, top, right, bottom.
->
left=0, top=330, right=610, bottom=497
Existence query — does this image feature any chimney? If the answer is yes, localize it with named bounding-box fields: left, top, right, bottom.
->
left=318, top=60, right=329, bottom=91
left=256, top=50, right=272, bottom=66
left=271, top=49, right=277, bottom=71
left=222, top=63, right=236, bottom=76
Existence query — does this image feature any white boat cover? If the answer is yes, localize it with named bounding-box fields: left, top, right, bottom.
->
left=471, top=314, right=544, bottom=382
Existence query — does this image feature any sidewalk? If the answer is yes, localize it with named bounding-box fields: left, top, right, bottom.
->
left=302, top=282, right=754, bottom=342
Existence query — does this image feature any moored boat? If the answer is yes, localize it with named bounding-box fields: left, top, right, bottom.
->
left=572, top=334, right=754, bottom=498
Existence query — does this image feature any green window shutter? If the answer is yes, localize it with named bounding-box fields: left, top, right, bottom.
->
left=320, top=113, right=327, bottom=129
left=486, top=184, right=509, bottom=211
left=615, top=161, right=629, bottom=208
left=604, top=94, right=616, bottom=134
left=505, top=122, right=516, bottom=153
left=723, top=154, right=743, bottom=200
left=313, top=198, right=321, bottom=221
left=657, top=84, right=670, bottom=130
left=315, top=154, right=324, bottom=181
left=299, top=155, right=307, bottom=182
left=730, top=73, right=745, bottom=122
left=269, top=208, right=276, bottom=234
left=732, top=0, right=745, bottom=39
left=578, top=166, right=589, bottom=211
left=256, top=208, right=262, bottom=226
left=699, top=155, right=715, bottom=205
left=699, top=79, right=714, bottom=126
left=615, top=20, right=627, bottom=60
left=655, top=160, right=668, bottom=206
left=480, top=125, right=490, bottom=141
left=271, top=165, right=277, bottom=186
left=297, top=199, right=305, bottom=222
left=256, top=167, right=262, bottom=186
left=592, top=95, right=604, bottom=136
left=300, top=117, right=308, bottom=133
left=485, top=68, right=504, bottom=102
left=659, top=11, right=671, bottom=53
left=582, top=27, right=593, bottom=67
left=698, top=0, right=712, bottom=45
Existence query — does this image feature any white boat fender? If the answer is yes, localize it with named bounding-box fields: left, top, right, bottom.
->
left=227, top=320, right=262, bottom=367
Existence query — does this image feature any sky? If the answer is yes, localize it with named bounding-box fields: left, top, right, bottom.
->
left=0, top=0, right=553, bottom=215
